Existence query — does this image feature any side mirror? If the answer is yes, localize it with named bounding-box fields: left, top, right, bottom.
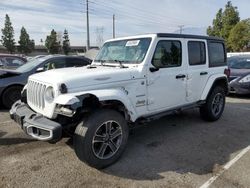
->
left=149, top=67, right=159, bottom=72
left=36, top=67, right=44, bottom=73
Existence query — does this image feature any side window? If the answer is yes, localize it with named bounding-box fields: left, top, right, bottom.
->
left=12, top=59, right=24, bottom=65
left=66, top=58, right=89, bottom=67
left=188, top=41, right=206, bottom=65
left=44, top=58, right=66, bottom=70
left=0, top=58, right=5, bottom=66
left=152, top=40, right=182, bottom=68
left=208, top=42, right=226, bottom=67
left=5, top=57, right=24, bottom=66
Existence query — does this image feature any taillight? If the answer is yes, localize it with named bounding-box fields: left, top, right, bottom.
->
left=224, top=68, right=230, bottom=78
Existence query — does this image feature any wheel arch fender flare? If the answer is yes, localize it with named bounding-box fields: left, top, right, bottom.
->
left=201, top=74, right=228, bottom=101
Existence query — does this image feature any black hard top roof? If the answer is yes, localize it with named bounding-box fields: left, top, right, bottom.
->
left=157, top=33, right=224, bottom=41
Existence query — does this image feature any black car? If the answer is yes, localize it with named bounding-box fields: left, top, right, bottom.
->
left=0, top=55, right=91, bottom=108
left=228, top=55, right=250, bottom=95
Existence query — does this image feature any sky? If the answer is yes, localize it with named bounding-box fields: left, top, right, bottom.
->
left=0, top=0, right=249, bottom=46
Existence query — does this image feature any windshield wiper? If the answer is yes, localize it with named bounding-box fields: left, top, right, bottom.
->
left=95, top=60, right=117, bottom=67
left=95, top=60, right=106, bottom=66
left=114, top=60, right=127, bottom=68
left=95, top=59, right=127, bottom=68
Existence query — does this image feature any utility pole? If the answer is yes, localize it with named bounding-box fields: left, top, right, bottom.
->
left=113, top=14, right=115, bottom=38
left=178, top=25, right=184, bottom=34
left=86, top=0, right=90, bottom=51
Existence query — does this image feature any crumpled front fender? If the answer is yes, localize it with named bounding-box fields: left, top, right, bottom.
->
left=54, top=88, right=138, bottom=121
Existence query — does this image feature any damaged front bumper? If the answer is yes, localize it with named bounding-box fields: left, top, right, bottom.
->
left=10, top=100, right=62, bottom=142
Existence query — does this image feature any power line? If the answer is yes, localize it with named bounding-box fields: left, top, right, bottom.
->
left=89, top=7, right=177, bottom=30
left=178, top=25, right=184, bottom=34
left=92, top=0, right=189, bottom=26
left=88, top=1, right=188, bottom=32
left=86, top=0, right=90, bottom=50
left=113, top=14, right=115, bottom=38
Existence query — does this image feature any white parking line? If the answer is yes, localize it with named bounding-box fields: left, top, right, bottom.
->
left=199, top=146, right=250, bottom=188
left=0, top=120, right=12, bottom=125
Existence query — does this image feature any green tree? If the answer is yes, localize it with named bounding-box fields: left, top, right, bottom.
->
left=18, top=27, right=35, bottom=54
left=45, top=29, right=61, bottom=54
left=1, top=14, right=15, bottom=53
left=62, top=29, right=71, bottom=55
left=207, top=1, right=240, bottom=50
left=207, top=8, right=223, bottom=37
left=221, top=1, right=240, bottom=41
left=228, top=19, right=250, bottom=52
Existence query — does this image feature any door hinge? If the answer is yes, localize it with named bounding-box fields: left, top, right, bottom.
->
left=147, top=98, right=154, bottom=105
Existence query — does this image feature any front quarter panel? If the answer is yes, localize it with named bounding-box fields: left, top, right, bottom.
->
left=54, top=88, right=138, bottom=122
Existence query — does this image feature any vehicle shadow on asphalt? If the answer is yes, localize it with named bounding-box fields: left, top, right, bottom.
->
left=228, top=93, right=250, bottom=99
left=0, top=105, right=9, bottom=112
left=100, top=104, right=250, bottom=180
left=0, top=131, right=36, bottom=146
left=0, top=137, right=36, bottom=146
left=0, top=109, right=8, bottom=113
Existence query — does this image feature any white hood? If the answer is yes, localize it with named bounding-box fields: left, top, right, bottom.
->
left=29, top=65, right=140, bottom=91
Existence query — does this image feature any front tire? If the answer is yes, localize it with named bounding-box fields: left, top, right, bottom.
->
left=200, top=86, right=226, bottom=122
left=73, top=109, right=129, bottom=169
left=2, top=86, right=23, bottom=109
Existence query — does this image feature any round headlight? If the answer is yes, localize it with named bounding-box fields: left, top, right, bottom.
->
left=45, top=86, right=55, bottom=103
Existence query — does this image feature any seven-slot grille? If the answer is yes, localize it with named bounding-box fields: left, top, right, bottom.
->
left=27, top=80, right=47, bottom=109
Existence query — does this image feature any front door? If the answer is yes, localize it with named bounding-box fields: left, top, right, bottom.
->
left=147, top=39, right=187, bottom=111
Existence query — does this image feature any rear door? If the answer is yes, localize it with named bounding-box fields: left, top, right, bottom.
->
left=186, top=39, right=210, bottom=103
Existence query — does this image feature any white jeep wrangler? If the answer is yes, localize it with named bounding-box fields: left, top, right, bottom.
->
left=10, top=33, right=229, bottom=169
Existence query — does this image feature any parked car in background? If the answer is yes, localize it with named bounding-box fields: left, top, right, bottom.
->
left=0, top=55, right=91, bottom=108
left=228, top=55, right=250, bottom=95
left=0, top=54, right=27, bottom=69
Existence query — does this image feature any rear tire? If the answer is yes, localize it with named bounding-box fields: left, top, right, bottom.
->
left=2, top=86, right=23, bottom=109
left=73, top=109, right=129, bottom=169
left=200, top=86, right=226, bottom=122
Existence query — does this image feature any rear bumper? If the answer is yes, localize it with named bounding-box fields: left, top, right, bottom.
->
left=10, top=100, right=62, bottom=142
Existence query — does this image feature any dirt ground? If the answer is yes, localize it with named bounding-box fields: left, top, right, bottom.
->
left=1, top=96, right=250, bottom=188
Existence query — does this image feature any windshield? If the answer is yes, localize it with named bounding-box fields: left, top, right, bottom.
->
left=95, top=38, right=152, bottom=64
left=16, top=58, right=44, bottom=72
left=228, top=56, right=250, bottom=69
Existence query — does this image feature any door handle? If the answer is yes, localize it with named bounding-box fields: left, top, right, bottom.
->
left=176, top=74, right=186, bottom=79
left=200, top=71, right=208, bottom=76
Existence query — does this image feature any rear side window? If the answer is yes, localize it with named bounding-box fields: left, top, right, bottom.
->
left=208, top=42, right=226, bottom=67
left=188, top=41, right=206, bottom=65
left=152, top=40, right=182, bottom=68
left=66, top=58, right=89, bottom=67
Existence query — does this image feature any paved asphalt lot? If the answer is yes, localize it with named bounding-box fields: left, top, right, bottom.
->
left=1, top=96, right=250, bottom=188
